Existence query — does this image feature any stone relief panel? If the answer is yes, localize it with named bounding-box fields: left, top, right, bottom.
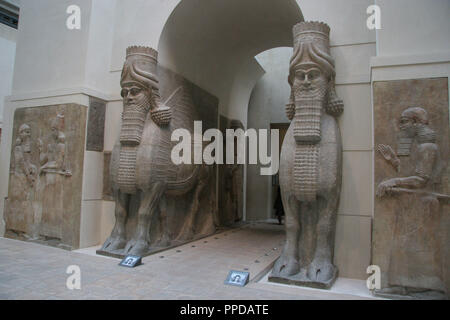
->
left=269, top=21, right=344, bottom=289
left=373, top=78, right=450, bottom=299
left=86, top=97, right=106, bottom=152
left=6, top=123, right=37, bottom=236
left=4, top=104, right=87, bottom=250
left=218, top=116, right=244, bottom=226
left=98, top=47, right=218, bottom=258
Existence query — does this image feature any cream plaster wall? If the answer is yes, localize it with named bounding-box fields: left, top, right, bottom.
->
left=84, top=0, right=117, bottom=95
left=79, top=150, right=104, bottom=248
left=0, top=23, right=17, bottom=129
left=300, top=0, right=376, bottom=46
left=11, top=0, right=92, bottom=95
left=376, top=0, right=450, bottom=57
left=109, top=0, right=180, bottom=72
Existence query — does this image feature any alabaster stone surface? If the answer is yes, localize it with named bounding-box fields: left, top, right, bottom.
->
left=103, top=151, right=113, bottom=201
left=373, top=78, right=450, bottom=299
left=269, top=21, right=344, bottom=289
left=98, top=47, right=218, bottom=258
left=86, top=97, right=106, bottom=152
left=218, top=116, right=244, bottom=226
left=4, top=104, right=87, bottom=249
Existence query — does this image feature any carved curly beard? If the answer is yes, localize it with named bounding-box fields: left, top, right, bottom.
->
left=293, top=83, right=327, bottom=100
left=150, top=105, right=172, bottom=126
left=397, top=131, right=413, bottom=156
left=417, top=124, right=436, bottom=144
left=397, top=124, right=436, bottom=157
left=293, top=99, right=324, bottom=144
left=291, top=83, right=327, bottom=202
left=120, top=94, right=151, bottom=146
left=292, top=77, right=327, bottom=144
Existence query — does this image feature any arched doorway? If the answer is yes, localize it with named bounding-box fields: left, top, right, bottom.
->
left=246, top=47, right=293, bottom=222
left=158, top=0, right=303, bottom=221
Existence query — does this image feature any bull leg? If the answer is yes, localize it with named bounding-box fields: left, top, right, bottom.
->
left=125, top=183, right=165, bottom=256
left=101, top=190, right=129, bottom=251
left=158, top=195, right=171, bottom=247
left=273, top=194, right=301, bottom=276
left=307, top=195, right=338, bottom=283
left=176, top=178, right=207, bottom=241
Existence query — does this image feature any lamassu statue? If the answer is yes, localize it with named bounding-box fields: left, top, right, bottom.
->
left=100, top=46, right=213, bottom=256
left=270, top=21, right=344, bottom=289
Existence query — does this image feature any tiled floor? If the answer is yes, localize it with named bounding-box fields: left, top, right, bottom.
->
left=0, top=222, right=378, bottom=300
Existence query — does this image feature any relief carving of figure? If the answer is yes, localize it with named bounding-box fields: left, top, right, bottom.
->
left=5, top=106, right=84, bottom=249
left=376, top=106, right=449, bottom=298
left=39, top=112, right=71, bottom=176
left=100, top=46, right=212, bottom=256
left=377, top=107, right=444, bottom=197
left=12, top=124, right=37, bottom=188
left=270, top=22, right=344, bottom=289
left=36, top=112, right=72, bottom=239
left=6, top=124, right=37, bottom=236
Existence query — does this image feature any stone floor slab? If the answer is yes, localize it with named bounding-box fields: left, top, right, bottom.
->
left=0, top=222, right=377, bottom=300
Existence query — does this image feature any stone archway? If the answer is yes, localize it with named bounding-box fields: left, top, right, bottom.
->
left=158, top=0, right=303, bottom=221
left=246, top=47, right=293, bottom=222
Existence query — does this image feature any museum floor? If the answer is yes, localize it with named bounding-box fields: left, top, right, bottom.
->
left=0, top=221, right=378, bottom=300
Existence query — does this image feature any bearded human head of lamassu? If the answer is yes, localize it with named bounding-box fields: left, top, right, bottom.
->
left=119, top=46, right=172, bottom=145
left=286, top=21, right=344, bottom=121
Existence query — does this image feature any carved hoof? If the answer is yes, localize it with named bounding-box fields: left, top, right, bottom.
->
left=274, top=256, right=300, bottom=276
left=101, top=236, right=126, bottom=252
left=125, top=239, right=149, bottom=256
left=307, top=262, right=337, bottom=283
left=157, top=235, right=171, bottom=247
left=284, top=259, right=301, bottom=276
left=176, top=228, right=195, bottom=242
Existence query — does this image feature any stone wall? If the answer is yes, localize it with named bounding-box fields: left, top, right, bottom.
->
left=4, top=104, right=87, bottom=249
left=372, top=78, right=449, bottom=297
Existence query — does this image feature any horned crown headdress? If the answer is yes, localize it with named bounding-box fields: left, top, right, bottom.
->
left=286, top=21, right=343, bottom=119
left=120, top=46, right=171, bottom=127
left=289, top=21, right=334, bottom=83
left=121, top=46, right=159, bottom=92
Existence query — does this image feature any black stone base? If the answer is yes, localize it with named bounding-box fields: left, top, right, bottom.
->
left=373, top=288, right=448, bottom=300
left=96, top=229, right=228, bottom=259
left=5, top=229, right=73, bottom=251
left=268, top=267, right=338, bottom=290
left=96, top=241, right=185, bottom=259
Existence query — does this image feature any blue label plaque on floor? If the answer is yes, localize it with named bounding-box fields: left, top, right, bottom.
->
left=225, top=270, right=250, bottom=287
left=119, top=255, right=142, bottom=268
